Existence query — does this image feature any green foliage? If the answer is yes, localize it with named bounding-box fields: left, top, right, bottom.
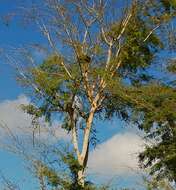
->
left=31, top=54, right=70, bottom=96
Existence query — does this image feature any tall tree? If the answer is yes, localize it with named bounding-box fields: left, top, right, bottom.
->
left=10, top=0, right=175, bottom=187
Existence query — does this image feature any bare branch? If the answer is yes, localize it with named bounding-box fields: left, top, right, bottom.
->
left=116, top=12, right=132, bottom=41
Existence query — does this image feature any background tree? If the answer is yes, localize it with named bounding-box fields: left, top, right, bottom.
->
left=133, top=1, right=176, bottom=182
left=6, top=0, right=175, bottom=187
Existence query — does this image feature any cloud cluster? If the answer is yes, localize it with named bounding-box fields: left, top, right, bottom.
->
left=88, top=132, right=145, bottom=176
left=0, top=95, right=69, bottom=143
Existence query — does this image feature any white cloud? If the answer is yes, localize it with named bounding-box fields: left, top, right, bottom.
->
left=0, top=95, right=69, bottom=143
left=88, top=132, right=145, bottom=176
left=0, top=95, right=31, bottom=130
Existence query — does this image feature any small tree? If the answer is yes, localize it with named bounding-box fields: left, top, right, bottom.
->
left=9, top=0, right=176, bottom=186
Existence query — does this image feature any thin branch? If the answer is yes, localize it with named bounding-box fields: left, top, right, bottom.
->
left=143, top=25, right=160, bottom=42
left=101, top=27, right=111, bottom=45
left=36, top=20, right=73, bottom=79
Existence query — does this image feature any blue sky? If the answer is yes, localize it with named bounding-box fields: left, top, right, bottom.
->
left=0, top=1, right=146, bottom=189
left=0, top=2, right=38, bottom=189
left=0, top=1, right=41, bottom=188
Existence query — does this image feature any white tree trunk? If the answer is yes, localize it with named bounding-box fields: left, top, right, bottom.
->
left=78, top=169, right=85, bottom=186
